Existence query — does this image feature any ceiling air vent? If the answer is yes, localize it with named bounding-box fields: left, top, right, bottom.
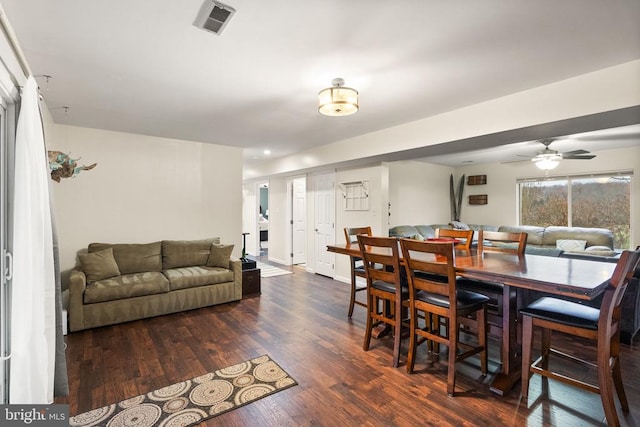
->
left=193, top=1, right=236, bottom=35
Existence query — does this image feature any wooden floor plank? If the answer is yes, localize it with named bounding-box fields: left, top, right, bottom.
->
left=57, top=264, right=640, bottom=426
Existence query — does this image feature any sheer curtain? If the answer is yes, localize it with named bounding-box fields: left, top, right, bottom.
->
left=9, top=76, right=56, bottom=403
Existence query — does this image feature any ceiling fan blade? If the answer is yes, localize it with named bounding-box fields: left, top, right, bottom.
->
left=501, top=159, right=530, bottom=164
left=561, top=149, right=590, bottom=156
left=563, top=154, right=596, bottom=160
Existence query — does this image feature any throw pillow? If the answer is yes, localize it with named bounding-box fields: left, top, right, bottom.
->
left=449, top=221, right=470, bottom=230
left=207, top=243, right=234, bottom=269
left=556, top=239, right=587, bottom=252
left=78, top=248, right=121, bottom=282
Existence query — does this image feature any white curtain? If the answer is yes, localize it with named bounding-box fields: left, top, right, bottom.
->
left=9, top=76, right=56, bottom=403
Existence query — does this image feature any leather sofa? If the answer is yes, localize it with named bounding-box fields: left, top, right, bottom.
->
left=389, top=223, right=618, bottom=260
left=68, top=238, right=242, bottom=332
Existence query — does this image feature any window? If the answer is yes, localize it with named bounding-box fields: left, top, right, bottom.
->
left=518, top=172, right=632, bottom=249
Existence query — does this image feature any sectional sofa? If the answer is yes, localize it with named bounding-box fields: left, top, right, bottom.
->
left=389, top=223, right=618, bottom=260
left=68, top=238, right=242, bottom=332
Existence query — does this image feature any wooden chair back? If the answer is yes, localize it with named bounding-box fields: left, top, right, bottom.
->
left=344, top=226, right=372, bottom=245
left=435, top=228, right=474, bottom=250
left=356, top=235, right=402, bottom=287
left=400, top=239, right=457, bottom=300
left=478, top=230, right=527, bottom=255
left=599, top=249, right=640, bottom=334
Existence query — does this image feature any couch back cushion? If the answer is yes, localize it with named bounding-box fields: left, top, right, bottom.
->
left=498, top=225, right=545, bottom=246
left=388, top=225, right=419, bottom=238
left=542, top=226, right=614, bottom=249
left=89, top=242, right=162, bottom=275
left=162, top=238, right=220, bottom=270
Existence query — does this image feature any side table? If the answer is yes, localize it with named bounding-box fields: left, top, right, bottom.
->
left=242, top=268, right=261, bottom=298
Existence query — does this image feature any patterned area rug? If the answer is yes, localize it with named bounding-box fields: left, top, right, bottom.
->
left=69, top=355, right=297, bottom=427
left=256, top=262, right=293, bottom=278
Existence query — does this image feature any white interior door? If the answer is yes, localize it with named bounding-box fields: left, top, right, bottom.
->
left=314, top=172, right=335, bottom=277
left=291, top=176, right=306, bottom=264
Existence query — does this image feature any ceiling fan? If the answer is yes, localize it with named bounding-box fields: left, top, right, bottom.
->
left=524, top=139, right=596, bottom=170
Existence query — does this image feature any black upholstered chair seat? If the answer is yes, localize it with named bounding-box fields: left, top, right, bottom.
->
left=371, top=280, right=409, bottom=298
left=520, top=297, right=600, bottom=330
left=415, top=289, right=490, bottom=310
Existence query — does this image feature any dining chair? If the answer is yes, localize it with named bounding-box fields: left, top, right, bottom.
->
left=357, top=234, right=409, bottom=368
left=520, top=249, right=640, bottom=427
left=435, top=228, right=475, bottom=250
left=478, top=230, right=527, bottom=255
left=343, top=227, right=373, bottom=318
left=400, top=238, right=489, bottom=396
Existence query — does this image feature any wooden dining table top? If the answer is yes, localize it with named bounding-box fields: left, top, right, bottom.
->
left=327, top=242, right=617, bottom=300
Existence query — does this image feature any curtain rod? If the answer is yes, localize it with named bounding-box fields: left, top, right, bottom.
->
left=0, top=5, right=32, bottom=79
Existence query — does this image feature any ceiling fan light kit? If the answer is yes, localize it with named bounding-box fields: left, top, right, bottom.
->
left=318, top=78, right=359, bottom=117
left=532, top=152, right=562, bottom=170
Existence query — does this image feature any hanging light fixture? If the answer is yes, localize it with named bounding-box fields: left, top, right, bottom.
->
left=318, top=78, right=358, bottom=116
left=532, top=152, right=562, bottom=170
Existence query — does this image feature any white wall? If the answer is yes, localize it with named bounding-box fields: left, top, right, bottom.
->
left=332, top=164, right=389, bottom=283
left=48, top=124, right=244, bottom=280
left=387, top=160, right=454, bottom=227
left=456, top=146, right=640, bottom=248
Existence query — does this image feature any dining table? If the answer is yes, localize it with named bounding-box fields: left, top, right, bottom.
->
left=326, top=241, right=617, bottom=396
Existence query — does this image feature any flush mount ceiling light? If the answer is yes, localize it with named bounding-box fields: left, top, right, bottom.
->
left=318, top=78, right=359, bottom=116
left=532, top=152, right=562, bottom=170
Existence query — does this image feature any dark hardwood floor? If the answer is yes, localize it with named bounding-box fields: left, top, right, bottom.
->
left=58, top=264, right=640, bottom=426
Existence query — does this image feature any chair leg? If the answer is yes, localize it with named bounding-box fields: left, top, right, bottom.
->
left=520, top=315, right=533, bottom=400
left=407, top=307, right=418, bottom=373
left=478, top=306, right=488, bottom=375
left=392, top=298, right=402, bottom=368
left=348, top=270, right=357, bottom=318
left=363, top=293, right=374, bottom=351
left=447, top=324, right=457, bottom=396
left=610, top=336, right=629, bottom=412
left=598, top=342, right=620, bottom=427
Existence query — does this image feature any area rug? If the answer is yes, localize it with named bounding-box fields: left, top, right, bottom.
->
left=69, top=355, right=297, bottom=427
left=256, top=262, right=293, bottom=278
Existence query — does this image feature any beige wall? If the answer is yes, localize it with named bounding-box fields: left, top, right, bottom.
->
left=47, top=124, right=243, bottom=281
left=388, top=160, right=454, bottom=227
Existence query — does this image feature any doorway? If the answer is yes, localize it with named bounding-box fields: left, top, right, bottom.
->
left=258, top=182, right=269, bottom=256
left=287, top=176, right=306, bottom=265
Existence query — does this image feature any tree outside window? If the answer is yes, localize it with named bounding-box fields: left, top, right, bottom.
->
left=519, top=173, right=631, bottom=249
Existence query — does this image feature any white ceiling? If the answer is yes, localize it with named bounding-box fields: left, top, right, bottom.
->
left=2, top=0, right=640, bottom=167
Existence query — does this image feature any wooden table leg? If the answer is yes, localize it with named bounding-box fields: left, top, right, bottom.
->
left=489, top=284, right=521, bottom=396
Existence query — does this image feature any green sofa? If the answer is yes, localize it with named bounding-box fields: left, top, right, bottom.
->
left=68, top=238, right=242, bottom=332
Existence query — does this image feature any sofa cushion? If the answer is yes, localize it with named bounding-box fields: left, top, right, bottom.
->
left=556, top=239, right=587, bottom=252
left=498, top=225, right=545, bottom=246
left=389, top=225, right=419, bottom=238
left=584, top=246, right=616, bottom=257
left=415, top=225, right=438, bottom=239
left=84, top=272, right=169, bottom=304
left=542, top=226, right=614, bottom=249
left=162, top=238, right=220, bottom=270
left=78, top=248, right=121, bottom=282
left=89, top=242, right=162, bottom=275
left=207, top=243, right=234, bottom=269
left=164, top=266, right=235, bottom=291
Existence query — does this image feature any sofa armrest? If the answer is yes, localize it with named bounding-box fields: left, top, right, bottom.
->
left=68, top=269, right=86, bottom=332
left=230, top=258, right=242, bottom=300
